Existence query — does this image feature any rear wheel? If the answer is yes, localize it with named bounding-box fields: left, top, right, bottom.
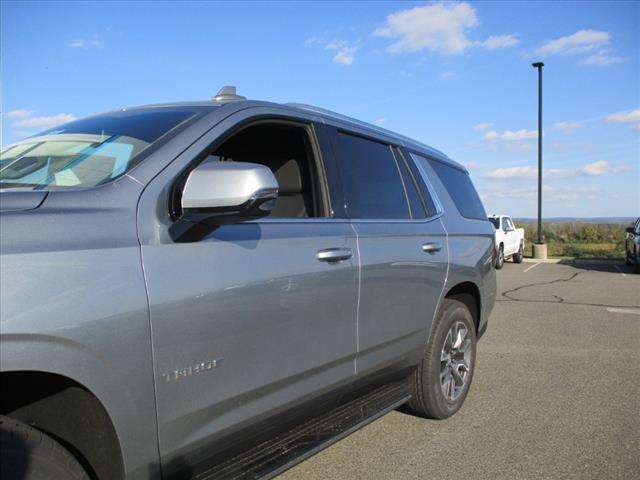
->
left=513, top=243, right=524, bottom=264
left=0, top=416, right=89, bottom=480
left=406, top=298, right=477, bottom=419
left=495, top=244, right=504, bottom=269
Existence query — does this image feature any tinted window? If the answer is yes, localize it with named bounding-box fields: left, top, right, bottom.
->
left=334, top=132, right=409, bottom=219
left=488, top=217, right=499, bottom=229
left=394, top=149, right=426, bottom=219
left=429, top=159, right=486, bottom=220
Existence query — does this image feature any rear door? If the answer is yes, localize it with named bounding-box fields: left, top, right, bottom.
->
left=327, top=128, right=448, bottom=377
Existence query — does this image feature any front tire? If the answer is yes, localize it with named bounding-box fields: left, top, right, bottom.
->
left=513, top=242, right=524, bottom=264
left=0, top=416, right=89, bottom=480
left=406, top=298, right=477, bottom=419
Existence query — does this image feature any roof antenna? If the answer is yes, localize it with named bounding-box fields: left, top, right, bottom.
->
left=213, top=86, right=247, bottom=102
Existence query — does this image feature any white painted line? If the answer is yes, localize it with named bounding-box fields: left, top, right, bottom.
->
left=523, top=262, right=541, bottom=273
left=607, top=307, right=640, bottom=316
left=614, top=265, right=627, bottom=277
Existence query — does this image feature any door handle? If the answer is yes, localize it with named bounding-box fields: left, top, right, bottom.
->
left=317, top=248, right=352, bottom=262
left=422, top=243, right=442, bottom=254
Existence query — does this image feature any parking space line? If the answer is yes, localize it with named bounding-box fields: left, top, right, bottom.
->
left=523, top=262, right=541, bottom=273
left=606, top=307, right=640, bottom=316
left=614, top=265, right=627, bottom=277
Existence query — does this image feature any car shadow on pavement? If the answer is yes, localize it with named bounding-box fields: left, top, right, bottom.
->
left=557, top=258, right=632, bottom=274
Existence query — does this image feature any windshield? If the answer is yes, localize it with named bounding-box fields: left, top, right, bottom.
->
left=0, top=108, right=202, bottom=190
left=488, top=217, right=499, bottom=229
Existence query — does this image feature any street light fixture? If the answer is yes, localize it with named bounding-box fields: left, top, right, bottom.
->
left=531, top=61, right=546, bottom=259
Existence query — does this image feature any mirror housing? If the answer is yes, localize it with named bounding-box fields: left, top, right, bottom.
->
left=171, top=161, right=278, bottom=240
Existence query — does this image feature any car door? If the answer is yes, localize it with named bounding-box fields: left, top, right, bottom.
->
left=327, top=128, right=448, bottom=377
left=501, top=217, right=516, bottom=254
left=136, top=112, right=358, bottom=476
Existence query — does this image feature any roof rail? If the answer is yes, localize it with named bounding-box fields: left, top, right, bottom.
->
left=285, top=103, right=448, bottom=160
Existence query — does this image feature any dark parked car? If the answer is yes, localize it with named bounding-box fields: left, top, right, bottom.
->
left=625, top=218, right=640, bottom=274
left=0, top=87, right=496, bottom=480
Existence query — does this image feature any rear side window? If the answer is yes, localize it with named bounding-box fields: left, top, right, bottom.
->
left=334, top=132, right=409, bottom=219
left=429, top=159, right=486, bottom=220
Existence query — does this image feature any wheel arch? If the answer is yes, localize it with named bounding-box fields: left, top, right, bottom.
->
left=0, top=370, right=125, bottom=480
left=444, top=282, right=481, bottom=333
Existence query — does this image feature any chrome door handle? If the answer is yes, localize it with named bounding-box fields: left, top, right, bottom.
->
left=422, top=243, right=442, bottom=254
left=317, top=248, right=352, bottom=262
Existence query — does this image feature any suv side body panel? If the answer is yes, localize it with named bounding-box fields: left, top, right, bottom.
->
left=0, top=180, right=160, bottom=480
left=136, top=107, right=360, bottom=475
left=410, top=155, right=496, bottom=331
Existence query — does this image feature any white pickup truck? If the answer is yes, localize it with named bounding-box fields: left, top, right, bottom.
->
left=488, top=215, right=525, bottom=269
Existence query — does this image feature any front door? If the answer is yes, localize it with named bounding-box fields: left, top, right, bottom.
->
left=138, top=115, right=358, bottom=476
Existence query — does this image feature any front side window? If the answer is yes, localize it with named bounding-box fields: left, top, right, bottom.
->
left=488, top=217, right=499, bottom=229
left=334, top=132, right=409, bottom=219
left=0, top=109, right=202, bottom=190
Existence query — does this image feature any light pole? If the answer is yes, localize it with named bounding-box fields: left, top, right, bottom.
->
left=531, top=62, right=547, bottom=259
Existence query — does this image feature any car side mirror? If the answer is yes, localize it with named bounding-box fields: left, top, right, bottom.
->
left=171, top=161, right=278, bottom=241
left=627, top=226, right=635, bottom=234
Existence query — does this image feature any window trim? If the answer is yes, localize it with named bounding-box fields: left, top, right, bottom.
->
left=405, top=150, right=445, bottom=219
left=169, top=117, right=334, bottom=221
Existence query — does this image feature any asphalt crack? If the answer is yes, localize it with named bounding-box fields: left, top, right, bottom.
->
left=499, top=271, right=636, bottom=309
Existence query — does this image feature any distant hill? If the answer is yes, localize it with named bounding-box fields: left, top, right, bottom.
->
left=514, top=217, right=636, bottom=224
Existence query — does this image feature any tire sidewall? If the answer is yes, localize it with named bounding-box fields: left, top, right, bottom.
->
left=495, top=245, right=504, bottom=269
left=424, top=301, right=477, bottom=418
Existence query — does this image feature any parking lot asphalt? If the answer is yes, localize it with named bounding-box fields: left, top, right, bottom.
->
left=280, top=260, right=640, bottom=480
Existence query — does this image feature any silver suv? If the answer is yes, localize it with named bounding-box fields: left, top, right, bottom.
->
left=0, top=88, right=496, bottom=480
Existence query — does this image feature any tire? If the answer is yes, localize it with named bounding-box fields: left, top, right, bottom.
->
left=513, top=243, right=524, bottom=264
left=0, top=416, right=89, bottom=480
left=634, top=258, right=640, bottom=275
left=405, top=298, right=477, bottom=419
left=625, top=253, right=633, bottom=266
left=495, top=244, right=504, bottom=269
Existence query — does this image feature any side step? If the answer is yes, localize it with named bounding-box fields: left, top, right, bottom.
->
left=194, top=381, right=411, bottom=480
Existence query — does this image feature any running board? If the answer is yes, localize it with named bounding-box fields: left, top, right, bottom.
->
left=193, top=381, right=411, bottom=480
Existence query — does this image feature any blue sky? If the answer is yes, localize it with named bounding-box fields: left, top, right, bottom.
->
left=2, top=1, right=638, bottom=218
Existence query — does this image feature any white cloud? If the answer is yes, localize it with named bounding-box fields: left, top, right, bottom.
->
left=607, top=109, right=640, bottom=125
left=374, top=2, right=517, bottom=55
left=332, top=46, right=358, bottom=65
left=439, top=71, right=456, bottom=80
left=553, top=121, right=584, bottom=132
left=310, top=39, right=359, bottom=66
left=481, top=185, right=601, bottom=202
left=484, top=165, right=537, bottom=180
left=6, top=109, right=33, bottom=119
left=483, top=160, right=627, bottom=180
left=483, top=129, right=538, bottom=141
left=13, top=114, right=77, bottom=129
left=69, top=34, right=104, bottom=49
left=5, top=110, right=76, bottom=130
left=473, top=122, right=494, bottom=131
left=535, top=29, right=610, bottom=56
left=581, top=49, right=627, bottom=66
left=477, top=34, right=519, bottom=50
